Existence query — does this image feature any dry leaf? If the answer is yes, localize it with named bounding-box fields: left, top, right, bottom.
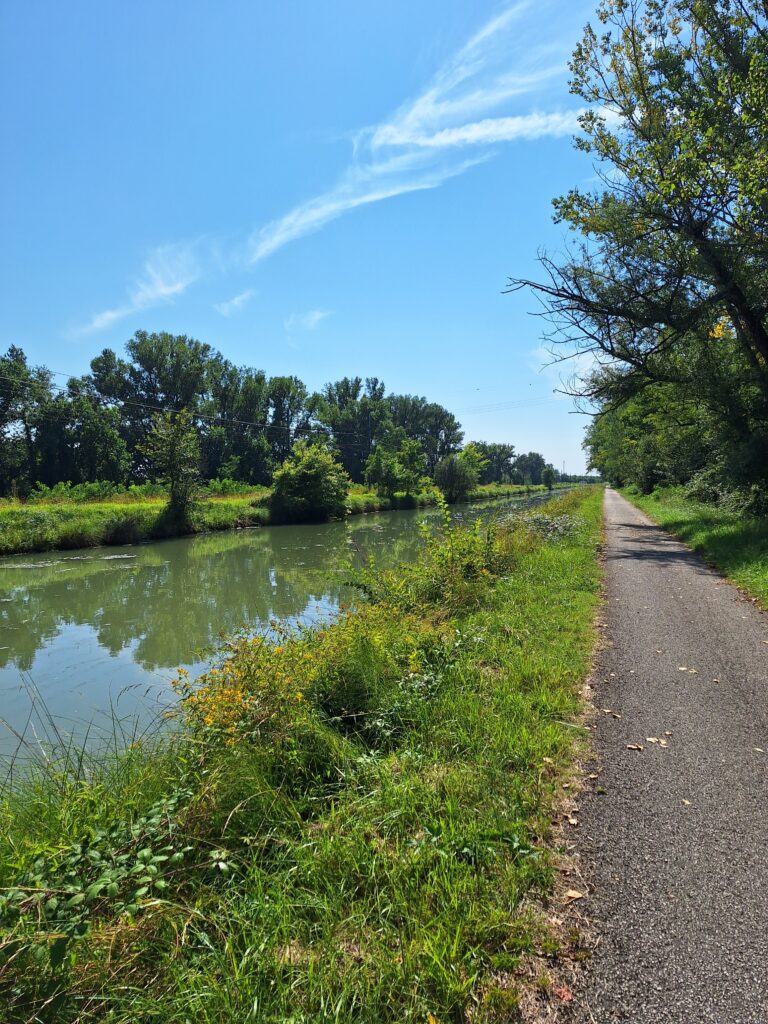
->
left=627, top=743, right=644, bottom=751
left=678, top=666, right=688, bottom=672
left=588, top=773, right=599, bottom=779
left=563, top=889, right=584, bottom=902
left=682, top=799, right=691, bottom=806
left=554, top=985, right=574, bottom=1003
left=664, top=730, right=673, bottom=736
left=647, top=737, right=659, bottom=744
left=568, top=816, right=578, bottom=826
left=754, top=748, right=765, bottom=754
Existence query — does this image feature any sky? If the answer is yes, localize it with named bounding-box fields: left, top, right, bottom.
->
left=1, top=0, right=602, bottom=473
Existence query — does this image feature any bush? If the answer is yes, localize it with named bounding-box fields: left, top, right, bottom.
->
left=270, top=441, right=349, bottom=523
left=434, top=454, right=477, bottom=504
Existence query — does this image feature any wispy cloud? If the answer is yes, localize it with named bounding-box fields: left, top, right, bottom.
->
left=249, top=0, right=581, bottom=264
left=80, top=3, right=582, bottom=330
left=284, top=309, right=332, bottom=332
left=78, top=243, right=201, bottom=334
left=214, top=287, right=255, bottom=317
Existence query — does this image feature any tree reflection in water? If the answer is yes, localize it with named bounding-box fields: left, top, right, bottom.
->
left=0, top=509, right=429, bottom=749
left=0, top=497, right=543, bottom=751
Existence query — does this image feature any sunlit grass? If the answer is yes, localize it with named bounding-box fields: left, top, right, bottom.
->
left=0, top=488, right=602, bottom=1021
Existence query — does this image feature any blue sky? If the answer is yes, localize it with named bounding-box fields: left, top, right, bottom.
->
left=1, top=0, right=600, bottom=472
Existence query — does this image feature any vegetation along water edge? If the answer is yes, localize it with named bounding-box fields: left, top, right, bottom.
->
left=0, top=481, right=562, bottom=557
left=0, top=486, right=603, bottom=1022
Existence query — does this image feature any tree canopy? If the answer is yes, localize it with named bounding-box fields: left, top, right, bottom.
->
left=512, top=0, right=768, bottom=508
left=0, top=333, right=556, bottom=499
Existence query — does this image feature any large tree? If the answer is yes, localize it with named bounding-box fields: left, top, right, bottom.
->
left=511, top=0, right=768, bottom=491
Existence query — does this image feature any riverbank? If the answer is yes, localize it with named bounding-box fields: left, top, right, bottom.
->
left=0, top=483, right=555, bottom=556
left=1, top=486, right=602, bottom=1021
left=621, top=485, right=768, bottom=606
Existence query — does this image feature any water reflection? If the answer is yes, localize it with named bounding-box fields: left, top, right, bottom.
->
left=0, top=509, right=431, bottom=750
left=0, top=496, right=547, bottom=752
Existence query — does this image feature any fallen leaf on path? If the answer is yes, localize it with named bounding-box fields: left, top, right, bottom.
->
left=588, top=773, right=599, bottom=779
left=678, top=666, right=688, bottom=672
left=682, top=799, right=691, bottom=806
left=762, top=641, right=768, bottom=645
left=754, top=748, right=765, bottom=753
left=553, top=985, right=574, bottom=1003
left=647, top=737, right=660, bottom=743
left=563, top=889, right=584, bottom=902
left=568, top=816, right=578, bottom=826
left=664, top=730, right=673, bottom=736
left=713, top=678, right=721, bottom=684
left=627, top=743, right=644, bottom=751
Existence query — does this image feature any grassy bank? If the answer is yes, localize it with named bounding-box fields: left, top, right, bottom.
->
left=0, top=484, right=553, bottom=556
left=622, top=485, right=768, bottom=606
left=0, top=488, right=602, bottom=1022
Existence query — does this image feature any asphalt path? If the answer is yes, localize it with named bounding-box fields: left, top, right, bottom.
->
left=571, top=488, right=768, bottom=1023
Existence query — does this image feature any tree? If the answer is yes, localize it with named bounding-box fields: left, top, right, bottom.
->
left=457, top=443, right=489, bottom=485
left=513, top=452, right=546, bottom=485
left=509, top=0, right=768, bottom=496
left=364, top=446, right=401, bottom=498
left=395, top=438, right=427, bottom=495
left=270, top=440, right=349, bottom=523
left=434, top=454, right=476, bottom=504
left=542, top=466, right=555, bottom=491
left=473, top=442, right=516, bottom=483
left=364, top=438, right=427, bottom=497
left=141, top=410, right=201, bottom=525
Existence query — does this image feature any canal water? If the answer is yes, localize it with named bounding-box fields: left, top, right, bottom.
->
left=0, top=495, right=550, bottom=755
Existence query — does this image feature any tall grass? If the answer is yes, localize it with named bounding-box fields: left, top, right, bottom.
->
left=0, top=488, right=603, bottom=1021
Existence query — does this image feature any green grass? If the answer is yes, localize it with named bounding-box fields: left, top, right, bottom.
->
left=0, top=494, right=271, bottom=555
left=0, top=487, right=602, bottom=1022
left=622, top=485, right=768, bottom=605
left=0, top=483, right=561, bottom=556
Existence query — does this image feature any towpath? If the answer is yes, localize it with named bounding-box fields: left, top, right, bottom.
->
left=571, top=488, right=768, bottom=1023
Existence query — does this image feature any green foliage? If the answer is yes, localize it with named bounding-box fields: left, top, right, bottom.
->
left=515, top=0, right=768, bottom=502
left=364, top=446, right=401, bottom=498
left=270, top=440, right=350, bottom=523
left=457, top=441, right=489, bottom=484
left=0, top=488, right=603, bottom=1021
left=140, top=409, right=201, bottom=525
left=434, top=453, right=477, bottom=503
left=364, top=438, right=427, bottom=497
left=542, top=467, right=555, bottom=491
left=473, top=441, right=516, bottom=484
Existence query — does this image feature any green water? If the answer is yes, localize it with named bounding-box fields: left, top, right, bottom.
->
left=0, top=497, right=548, bottom=753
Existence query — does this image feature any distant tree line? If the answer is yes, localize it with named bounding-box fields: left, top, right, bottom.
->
left=513, top=0, right=768, bottom=514
left=0, top=332, right=562, bottom=498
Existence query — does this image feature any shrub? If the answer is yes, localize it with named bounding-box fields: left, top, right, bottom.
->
left=270, top=441, right=349, bottom=523
left=434, top=454, right=477, bottom=504
left=140, top=410, right=201, bottom=528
